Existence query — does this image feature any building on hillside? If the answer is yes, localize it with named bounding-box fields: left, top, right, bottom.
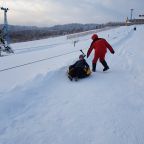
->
left=129, top=19, right=144, bottom=24
left=126, top=17, right=144, bottom=25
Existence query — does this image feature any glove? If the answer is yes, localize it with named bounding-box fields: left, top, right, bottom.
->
left=111, top=50, right=115, bottom=54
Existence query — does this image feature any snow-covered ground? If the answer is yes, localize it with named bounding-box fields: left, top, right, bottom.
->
left=0, top=25, right=144, bottom=144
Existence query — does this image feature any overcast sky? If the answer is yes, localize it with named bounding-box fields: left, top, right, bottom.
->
left=0, top=0, right=144, bottom=27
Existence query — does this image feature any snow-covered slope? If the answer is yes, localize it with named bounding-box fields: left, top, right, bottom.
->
left=0, top=25, right=144, bottom=144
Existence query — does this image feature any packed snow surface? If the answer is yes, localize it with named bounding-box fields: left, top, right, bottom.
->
left=0, top=25, right=144, bottom=144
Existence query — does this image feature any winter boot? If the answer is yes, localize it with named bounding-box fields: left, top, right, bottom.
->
left=92, top=63, right=96, bottom=72
left=101, top=60, right=109, bottom=71
left=74, top=77, right=78, bottom=81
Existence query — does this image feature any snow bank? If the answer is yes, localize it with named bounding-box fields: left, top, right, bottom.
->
left=0, top=25, right=144, bottom=144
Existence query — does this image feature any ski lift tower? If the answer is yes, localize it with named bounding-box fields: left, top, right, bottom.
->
left=130, top=9, right=134, bottom=20
left=0, top=7, right=14, bottom=55
left=1, top=7, right=9, bottom=44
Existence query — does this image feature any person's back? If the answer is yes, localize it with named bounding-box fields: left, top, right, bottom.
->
left=73, top=59, right=89, bottom=69
left=91, top=38, right=114, bottom=54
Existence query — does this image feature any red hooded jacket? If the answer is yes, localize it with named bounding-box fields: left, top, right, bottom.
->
left=87, top=38, right=114, bottom=63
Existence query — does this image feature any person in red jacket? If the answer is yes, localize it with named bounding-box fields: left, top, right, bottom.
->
left=87, top=34, right=115, bottom=72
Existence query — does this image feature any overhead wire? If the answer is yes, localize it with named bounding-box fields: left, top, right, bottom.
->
left=0, top=49, right=86, bottom=73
